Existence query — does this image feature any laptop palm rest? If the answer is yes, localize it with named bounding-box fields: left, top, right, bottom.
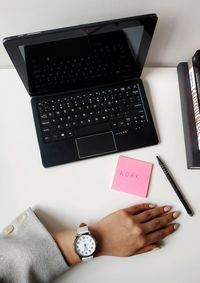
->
left=75, top=131, right=117, bottom=159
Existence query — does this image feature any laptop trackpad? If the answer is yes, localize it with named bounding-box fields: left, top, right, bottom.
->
left=75, top=132, right=117, bottom=159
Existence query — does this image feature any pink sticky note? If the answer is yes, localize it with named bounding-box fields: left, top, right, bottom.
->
left=112, top=155, right=153, bottom=198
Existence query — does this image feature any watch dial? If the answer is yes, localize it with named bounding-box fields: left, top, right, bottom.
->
left=75, top=234, right=96, bottom=257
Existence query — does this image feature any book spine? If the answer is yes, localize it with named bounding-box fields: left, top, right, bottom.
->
left=193, top=67, right=200, bottom=105
left=188, top=58, right=200, bottom=150
left=192, top=51, right=200, bottom=107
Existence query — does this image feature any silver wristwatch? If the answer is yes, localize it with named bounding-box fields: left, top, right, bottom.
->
left=74, top=223, right=97, bottom=261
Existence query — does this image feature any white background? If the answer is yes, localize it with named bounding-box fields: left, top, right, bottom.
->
left=1, top=0, right=200, bottom=68
left=1, top=2, right=200, bottom=282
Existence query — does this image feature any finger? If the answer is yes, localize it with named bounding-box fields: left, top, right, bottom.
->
left=135, top=205, right=172, bottom=223
left=143, top=211, right=180, bottom=233
left=124, top=203, right=157, bottom=215
left=135, top=244, right=161, bottom=255
left=146, top=223, right=179, bottom=245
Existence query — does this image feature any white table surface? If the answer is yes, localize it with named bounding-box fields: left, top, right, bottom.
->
left=0, top=68, right=199, bottom=283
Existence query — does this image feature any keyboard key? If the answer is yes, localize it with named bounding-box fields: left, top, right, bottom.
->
left=52, top=133, right=59, bottom=141
left=118, top=121, right=125, bottom=128
left=116, top=113, right=123, bottom=119
left=41, top=120, right=51, bottom=126
left=43, top=135, right=51, bottom=143
left=65, top=122, right=71, bottom=129
left=126, top=121, right=133, bottom=127
left=40, top=114, right=48, bottom=120
left=42, top=126, right=56, bottom=133
left=66, top=130, right=74, bottom=138
left=58, top=132, right=66, bottom=139
left=101, top=115, right=109, bottom=121
left=111, top=122, right=118, bottom=129
left=57, top=124, right=65, bottom=130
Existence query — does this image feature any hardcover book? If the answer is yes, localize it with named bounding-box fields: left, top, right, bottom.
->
left=177, top=62, right=200, bottom=169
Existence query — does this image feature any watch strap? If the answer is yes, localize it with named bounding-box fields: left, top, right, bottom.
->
left=82, top=255, right=93, bottom=261
left=77, top=224, right=89, bottom=235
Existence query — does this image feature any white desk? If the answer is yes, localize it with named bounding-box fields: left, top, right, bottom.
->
left=0, top=68, right=199, bottom=283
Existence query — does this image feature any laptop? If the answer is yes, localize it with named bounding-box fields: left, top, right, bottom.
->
left=3, top=14, right=158, bottom=167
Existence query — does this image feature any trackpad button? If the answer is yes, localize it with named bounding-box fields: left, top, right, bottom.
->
left=76, top=132, right=117, bottom=159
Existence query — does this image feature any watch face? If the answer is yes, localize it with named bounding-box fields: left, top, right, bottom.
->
left=75, top=234, right=96, bottom=257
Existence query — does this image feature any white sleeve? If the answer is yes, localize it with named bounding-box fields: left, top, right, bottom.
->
left=0, top=208, right=69, bottom=283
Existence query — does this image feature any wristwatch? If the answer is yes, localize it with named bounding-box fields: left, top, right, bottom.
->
left=74, top=223, right=97, bottom=261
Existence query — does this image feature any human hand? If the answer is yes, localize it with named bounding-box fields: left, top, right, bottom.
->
left=90, top=203, right=180, bottom=256
left=52, top=203, right=180, bottom=265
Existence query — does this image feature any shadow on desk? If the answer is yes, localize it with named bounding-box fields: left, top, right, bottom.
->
left=34, top=206, right=70, bottom=231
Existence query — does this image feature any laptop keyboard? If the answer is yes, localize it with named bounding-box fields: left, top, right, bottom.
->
left=37, top=83, right=148, bottom=143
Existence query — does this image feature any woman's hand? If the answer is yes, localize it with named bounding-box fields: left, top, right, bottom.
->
left=91, top=203, right=180, bottom=256
left=52, top=203, right=180, bottom=265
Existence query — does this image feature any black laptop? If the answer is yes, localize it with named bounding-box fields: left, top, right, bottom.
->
left=3, top=14, right=158, bottom=167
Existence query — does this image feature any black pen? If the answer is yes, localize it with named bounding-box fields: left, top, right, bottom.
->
left=156, top=156, right=193, bottom=216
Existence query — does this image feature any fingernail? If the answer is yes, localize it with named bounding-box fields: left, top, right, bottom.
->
left=174, top=223, right=180, bottom=230
left=173, top=211, right=180, bottom=219
left=164, top=206, right=172, bottom=212
left=149, top=204, right=156, bottom=208
left=153, top=247, right=161, bottom=251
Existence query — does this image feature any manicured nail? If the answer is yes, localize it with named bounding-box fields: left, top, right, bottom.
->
left=164, top=206, right=172, bottom=212
left=149, top=204, right=156, bottom=208
left=174, top=223, right=180, bottom=230
left=173, top=211, right=180, bottom=219
left=153, top=247, right=161, bottom=251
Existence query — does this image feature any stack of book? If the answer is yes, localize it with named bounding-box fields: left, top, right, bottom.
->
left=177, top=50, right=200, bottom=169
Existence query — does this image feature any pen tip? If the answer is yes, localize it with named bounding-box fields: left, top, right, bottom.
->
left=156, top=156, right=162, bottom=164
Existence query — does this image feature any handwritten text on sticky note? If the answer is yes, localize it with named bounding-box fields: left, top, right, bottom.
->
left=112, top=155, right=153, bottom=198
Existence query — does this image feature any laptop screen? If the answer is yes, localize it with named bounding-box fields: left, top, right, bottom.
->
left=3, top=14, right=157, bottom=96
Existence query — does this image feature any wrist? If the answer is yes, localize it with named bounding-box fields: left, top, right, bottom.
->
left=52, top=224, right=101, bottom=265
left=52, top=230, right=81, bottom=266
